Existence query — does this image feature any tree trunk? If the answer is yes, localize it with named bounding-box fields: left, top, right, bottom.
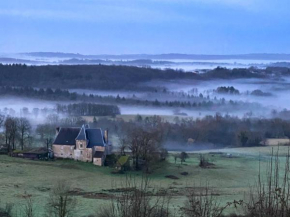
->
left=135, top=155, right=139, bottom=170
left=21, top=133, right=24, bottom=150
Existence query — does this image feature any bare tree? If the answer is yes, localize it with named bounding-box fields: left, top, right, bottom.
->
left=4, top=117, right=18, bottom=152
left=118, top=135, right=128, bottom=156
left=46, top=181, right=77, bottom=217
left=46, top=114, right=59, bottom=125
left=0, top=114, right=5, bottom=128
left=36, top=123, right=55, bottom=141
left=180, top=152, right=189, bottom=164
left=174, top=154, right=178, bottom=164
left=0, top=114, right=5, bottom=146
left=127, top=127, right=163, bottom=171
left=32, top=108, right=39, bottom=119
left=18, top=118, right=31, bottom=150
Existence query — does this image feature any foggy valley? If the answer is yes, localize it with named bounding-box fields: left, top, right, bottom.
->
left=1, top=62, right=290, bottom=217
left=2, top=0, right=290, bottom=216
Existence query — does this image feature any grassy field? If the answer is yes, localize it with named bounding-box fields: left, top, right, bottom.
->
left=0, top=146, right=288, bottom=216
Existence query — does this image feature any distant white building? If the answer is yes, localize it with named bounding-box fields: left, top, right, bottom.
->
left=262, top=138, right=290, bottom=146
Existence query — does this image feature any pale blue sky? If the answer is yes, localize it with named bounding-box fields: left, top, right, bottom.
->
left=0, top=0, right=289, bottom=54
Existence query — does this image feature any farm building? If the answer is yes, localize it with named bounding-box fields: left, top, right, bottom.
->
left=262, top=138, right=290, bottom=146
left=11, top=147, right=52, bottom=160
left=52, top=124, right=112, bottom=166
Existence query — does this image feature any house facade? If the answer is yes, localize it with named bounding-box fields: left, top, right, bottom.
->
left=52, top=125, right=112, bottom=166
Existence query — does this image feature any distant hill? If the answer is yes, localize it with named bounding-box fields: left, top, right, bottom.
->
left=22, top=52, right=290, bottom=60
left=269, top=62, right=290, bottom=68
left=0, top=57, right=41, bottom=64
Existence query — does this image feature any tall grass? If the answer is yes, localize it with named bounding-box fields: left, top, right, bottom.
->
left=242, top=148, right=290, bottom=217
left=97, top=175, right=172, bottom=217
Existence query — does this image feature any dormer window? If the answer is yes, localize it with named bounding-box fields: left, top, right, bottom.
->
left=80, top=143, right=83, bottom=148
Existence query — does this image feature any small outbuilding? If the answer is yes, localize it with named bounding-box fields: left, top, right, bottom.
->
left=11, top=148, right=52, bottom=160
left=262, top=138, right=290, bottom=146
left=93, top=151, right=106, bottom=166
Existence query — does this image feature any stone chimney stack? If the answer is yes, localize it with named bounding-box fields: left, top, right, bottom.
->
left=56, top=127, right=60, bottom=135
left=104, top=129, right=109, bottom=144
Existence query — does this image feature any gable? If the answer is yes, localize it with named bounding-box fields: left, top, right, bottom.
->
left=76, top=125, right=87, bottom=140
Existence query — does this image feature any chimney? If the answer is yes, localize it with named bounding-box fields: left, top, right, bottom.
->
left=104, top=129, right=109, bottom=144
left=56, top=127, right=60, bottom=135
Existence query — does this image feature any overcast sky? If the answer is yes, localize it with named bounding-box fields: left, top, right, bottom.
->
left=0, top=0, right=289, bottom=55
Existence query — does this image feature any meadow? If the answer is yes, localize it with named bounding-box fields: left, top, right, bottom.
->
left=1, top=145, right=288, bottom=216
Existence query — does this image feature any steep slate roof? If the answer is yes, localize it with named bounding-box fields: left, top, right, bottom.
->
left=76, top=125, right=87, bottom=140
left=53, top=127, right=80, bottom=145
left=86, top=129, right=105, bottom=148
left=53, top=126, right=106, bottom=148
left=93, top=151, right=104, bottom=158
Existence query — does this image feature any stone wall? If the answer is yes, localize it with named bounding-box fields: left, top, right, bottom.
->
left=76, top=140, right=87, bottom=150
left=52, top=143, right=108, bottom=165
left=74, top=139, right=92, bottom=162
left=93, top=156, right=104, bottom=166
left=74, top=148, right=92, bottom=162
left=52, top=145, right=74, bottom=159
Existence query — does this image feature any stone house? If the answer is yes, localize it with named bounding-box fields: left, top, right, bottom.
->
left=52, top=124, right=112, bottom=166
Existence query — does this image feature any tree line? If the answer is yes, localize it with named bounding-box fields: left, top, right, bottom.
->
left=93, top=114, right=290, bottom=150
left=0, top=64, right=284, bottom=91
left=0, top=114, right=87, bottom=153
left=0, top=86, right=259, bottom=111
left=56, top=103, right=120, bottom=116
left=0, top=116, right=32, bottom=152
left=4, top=112, right=289, bottom=154
left=0, top=64, right=199, bottom=91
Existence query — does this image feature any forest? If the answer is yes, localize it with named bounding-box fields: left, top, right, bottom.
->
left=0, top=64, right=289, bottom=91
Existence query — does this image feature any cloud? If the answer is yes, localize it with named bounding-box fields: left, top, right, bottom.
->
left=0, top=1, right=201, bottom=24
left=0, top=9, right=77, bottom=20
left=147, top=0, right=257, bottom=8
left=0, top=0, right=289, bottom=54
left=0, top=0, right=286, bottom=24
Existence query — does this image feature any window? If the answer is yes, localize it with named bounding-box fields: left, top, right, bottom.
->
left=80, top=143, right=83, bottom=148
left=80, top=151, right=83, bottom=155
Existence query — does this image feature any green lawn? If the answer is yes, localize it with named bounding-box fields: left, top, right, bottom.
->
left=0, top=146, right=288, bottom=216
